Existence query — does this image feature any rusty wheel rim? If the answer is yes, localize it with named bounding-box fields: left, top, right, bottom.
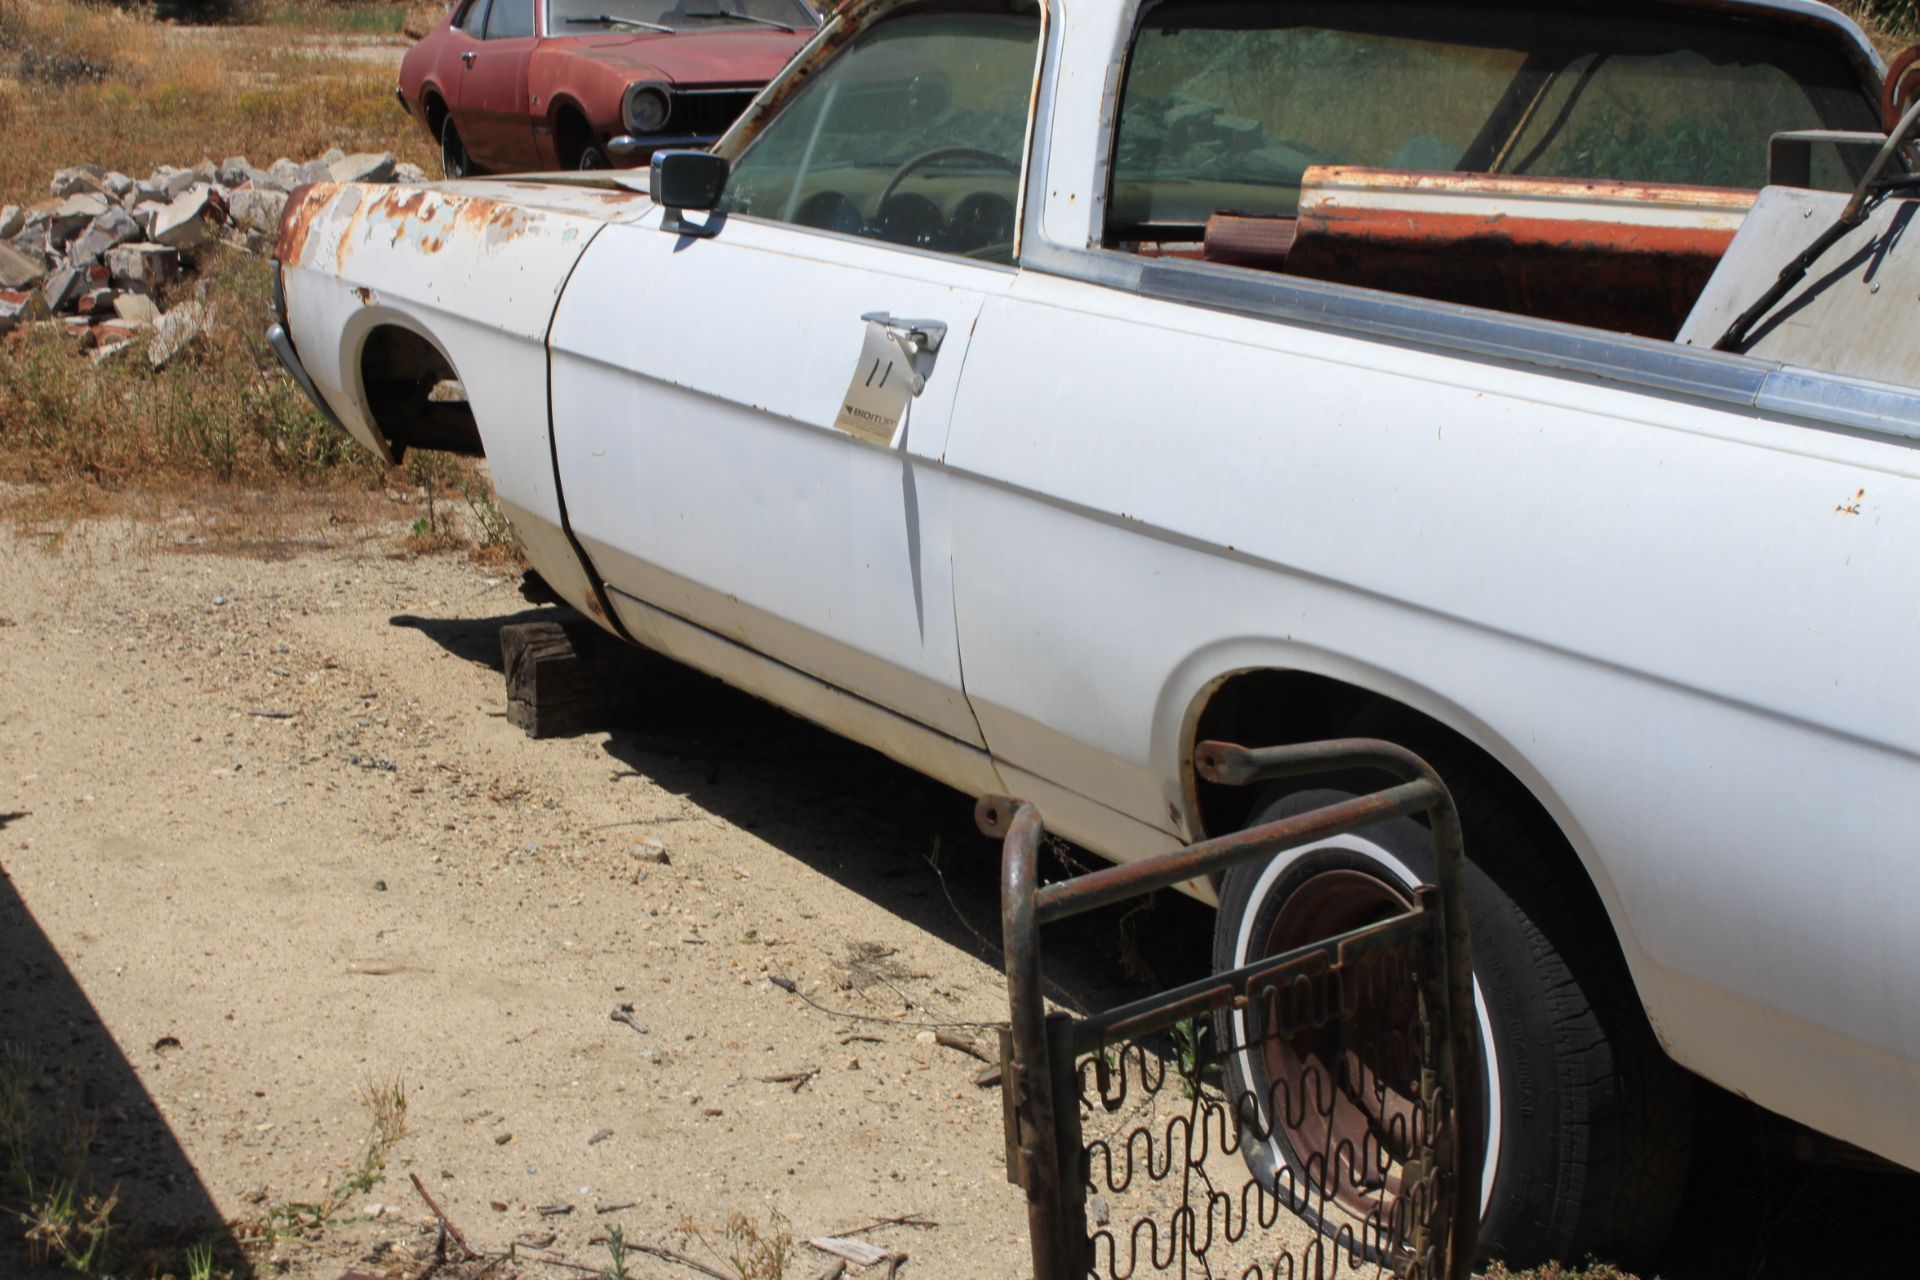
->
left=1256, top=868, right=1421, bottom=1218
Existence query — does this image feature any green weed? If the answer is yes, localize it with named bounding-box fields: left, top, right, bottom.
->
left=599, top=1222, right=632, bottom=1280
left=248, top=1075, right=408, bottom=1244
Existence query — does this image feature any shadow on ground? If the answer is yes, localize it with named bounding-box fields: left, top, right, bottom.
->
left=0, top=849, right=251, bottom=1277
left=398, top=604, right=1920, bottom=1280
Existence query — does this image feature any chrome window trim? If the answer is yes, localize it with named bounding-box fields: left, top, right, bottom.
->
left=1017, top=0, right=1920, bottom=448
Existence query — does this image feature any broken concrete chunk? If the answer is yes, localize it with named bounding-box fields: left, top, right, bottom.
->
left=152, top=167, right=202, bottom=201
left=49, top=194, right=111, bottom=245
left=394, top=162, right=429, bottom=185
left=218, top=155, right=253, bottom=187
left=113, top=292, right=161, bottom=327
left=328, top=152, right=397, bottom=185
left=0, top=286, right=49, bottom=336
left=10, top=226, right=50, bottom=262
left=320, top=147, right=347, bottom=165
left=0, top=206, right=21, bottom=240
left=79, top=287, right=115, bottom=316
left=42, top=263, right=85, bottom=313
left=148, top=299, right=214, bottom=370
left=270, top=157, right=332, bottom=189
left=66, top=206, right=142, bottom=264
left=91, top=317, right=148, bottom=348
left=50, top=164, right=108, bottom=199
left=228, top=187, right=289, bottom=235
left=0, top=241, right=47, bottom=289
left=150, top=185, right=225, bottom=250
left=107, top=242, right=181, bottom=288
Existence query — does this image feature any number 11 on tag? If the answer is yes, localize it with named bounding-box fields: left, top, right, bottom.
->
left=833, top=320, right=915, bottom=446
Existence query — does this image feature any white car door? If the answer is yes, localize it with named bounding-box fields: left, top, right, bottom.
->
left=549, top=8, right=1040, bottom=781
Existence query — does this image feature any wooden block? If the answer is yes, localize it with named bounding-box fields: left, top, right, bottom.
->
left=499, top=611, right=647, bottom=739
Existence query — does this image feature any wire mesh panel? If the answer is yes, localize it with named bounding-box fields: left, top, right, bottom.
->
left=984, top=740, right=1479, bottom=1280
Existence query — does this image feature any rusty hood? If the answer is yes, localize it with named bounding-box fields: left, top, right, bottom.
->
left=551, top=28, right=806, bottom=85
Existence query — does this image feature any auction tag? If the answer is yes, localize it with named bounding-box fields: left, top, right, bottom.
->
left=833, top=320, right=913, bottom=446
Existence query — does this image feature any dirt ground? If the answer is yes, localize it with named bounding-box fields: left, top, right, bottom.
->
left=5, top=497, right=1919, bottom=1280
left=1, top=498, right=1183, bottom=1280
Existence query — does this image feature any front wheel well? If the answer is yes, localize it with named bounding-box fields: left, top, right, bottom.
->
left=1189, top=668, right=1638, bottom=1004
left=552, top=102, right=600, bottom=168
left=358, top=324, right=483, bottom=459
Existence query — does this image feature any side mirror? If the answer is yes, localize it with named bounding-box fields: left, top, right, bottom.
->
left=650, top=150, right=729, bottom=212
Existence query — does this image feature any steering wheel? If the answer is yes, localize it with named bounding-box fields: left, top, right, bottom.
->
left=874, top=147, right=1019, bottom=213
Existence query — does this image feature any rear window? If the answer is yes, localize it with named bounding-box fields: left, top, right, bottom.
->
left=1111, top=0, right=1879, bottom=232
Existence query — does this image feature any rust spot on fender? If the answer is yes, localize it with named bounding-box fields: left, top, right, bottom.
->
left=275, top=182, right=330, bottom=264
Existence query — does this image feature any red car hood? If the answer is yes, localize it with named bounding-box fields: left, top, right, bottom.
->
left=558, top=28, right=806, bottom=84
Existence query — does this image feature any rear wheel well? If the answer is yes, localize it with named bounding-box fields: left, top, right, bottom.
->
left=1196, top=669, right=1695, bottom=1263
left=423, top=90, right=450, bottom=139
left=359, top=325, right=483, bottom=459
left=553, top=103, right=599, bottom=169
left=1190, top=669, right=1637, bottom=1003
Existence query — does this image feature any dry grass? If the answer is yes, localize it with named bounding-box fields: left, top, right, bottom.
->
left=1840, top=0, right=1918, bottom=53
left=0, top=0, right=433, bottom=208
left=0, top=0, right=512, bottom=556
left=0, top=246, right=387, bottom=488
left=1484, top=1263, right=1646, bottom=1280
left=0, top=238, right=514, bottom=561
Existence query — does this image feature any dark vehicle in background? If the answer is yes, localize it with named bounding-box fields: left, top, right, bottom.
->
left=396, top=0, right=819, bottom=175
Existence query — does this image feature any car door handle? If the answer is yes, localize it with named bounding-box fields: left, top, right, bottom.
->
left=462, top=51, right=477, bottom=66
left=861, top=311, right=946, bottom=354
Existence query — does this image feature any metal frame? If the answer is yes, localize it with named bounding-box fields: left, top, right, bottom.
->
left=982, top=739, right=1480, bottom=1280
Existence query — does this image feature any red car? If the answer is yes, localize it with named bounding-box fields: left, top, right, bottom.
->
left=397, top=0, right=819, bottom=176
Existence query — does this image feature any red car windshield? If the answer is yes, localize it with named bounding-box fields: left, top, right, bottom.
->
left=547, top=0, right=815, bottom=33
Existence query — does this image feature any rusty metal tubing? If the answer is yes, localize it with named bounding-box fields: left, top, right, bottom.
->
left=982, top=738, right=1482, bottom=1280
left=988, top=797, right=1078, bottom=1280
left=1196, top=736, right=1443, bottom=788
left=1071, top=907, right=1432, bottom=1055
left=1031, top=779, right=1440, bottom=925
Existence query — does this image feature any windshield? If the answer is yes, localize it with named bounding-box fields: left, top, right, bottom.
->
left=547, top=0, right=815, bottom=34
left=1112, top=1, right=1880, bottom=230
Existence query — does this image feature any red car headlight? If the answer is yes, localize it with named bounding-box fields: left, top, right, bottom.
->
left=622, top=82, right=672, bottom=135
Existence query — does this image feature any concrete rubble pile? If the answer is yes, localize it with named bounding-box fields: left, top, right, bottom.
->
left=0, top=150, right=427, bottom=367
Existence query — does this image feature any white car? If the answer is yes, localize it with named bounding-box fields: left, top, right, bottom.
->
left=271, top=0, right=1920, bottom=1264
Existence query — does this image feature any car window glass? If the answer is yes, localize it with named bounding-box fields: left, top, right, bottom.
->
left=716, top=8, right=1040, bottom=265
left=1110, top=0, right=1878, bottom=232
left=486, top=0, right=535, bottom=39
left=456, top=0, right=492, bottom=35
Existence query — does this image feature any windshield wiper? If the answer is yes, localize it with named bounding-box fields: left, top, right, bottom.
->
left=680, top=9, right=795, bottom=31
left=563, top=14, right=675, bottom=32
